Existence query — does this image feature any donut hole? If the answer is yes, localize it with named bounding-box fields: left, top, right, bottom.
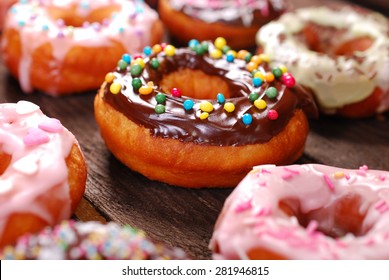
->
left=159, top=69, right=231, bottom=100
left=46, top=4, right=121, bottom=27
left=301, top=24, right=374, bottom=56
left=279, top=193, right=370, bottom=238
left=0, top=151, right=11, bottom=175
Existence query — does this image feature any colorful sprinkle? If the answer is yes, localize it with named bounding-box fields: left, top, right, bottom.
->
left=279, top=65, right=288, bottom=73
left=171, top=88, right=182, bottom=98
left=155, top=93, right=166, bottom=104
left=265, top=87, right=278, bottom=99
left=200, top=101, right=213, bottom=113
left=249, top=92, right=259, bottom=102
left=154, top=104, right=165, bottom=114
left=254, top=71, right=265, bottom=81
left=130, top=64, right=142, bottom=77
left=105, top=72, right=115, bottom=83
left=237, top=50, right=248, bottom=60
left=199, top=112, right=209, bottom=120
left=246, top=62, right=258, bottom=72
left=117, top=59, right=128, bottom=71
left=139, top=82, right=154, bottom=95
left=242, top=113, right=253, bottom=125
left=143, top=46, right=152, bottom=56
left=150, top=58, right=160, bottom=69
left=224, top=102, right=235, bottom=113
left=38, top=118, right=63, bottom=133
left=258, top=54, right=270, bottom=63
left=264, top=72, right=275, bottom=82
left=164, top=45, right=175, bottom=56
left=188, top=39, right=199, bottom=49
left=132, top=78, right=142, bottom=90
left=235, top=200, right=252, bottom=213
left=250, top=55, right=262, bottom=65
left=23, top=128, right=50, bottom=146
left=152, top=44, right=162, bottom=53
left=267, top=110, right=278, bottom=120
left=214, top=37, right=227, bottom=50
left=281, top=73, right=296, bottom=87
left=323, top=174, right=335, bottom=191
left=252, top=77, right=262, bottom=88
left=334, top=172, right=345, bottom=179
left=254, top=99, right=267, bottom=110
left=217, top=93, right=225, bottom=104
left=132, top=58, right=145, bottom=68
left=110, top=82, right=122, bottom=94
left=183, top=99, right=194, bottom=111
left=272, top=67, right=283, bottom=79
left=226, top=53, right=234, bottom=63
left=222, top=45, right=231, bottom=54
left=210, top=49, right=222, bottom=59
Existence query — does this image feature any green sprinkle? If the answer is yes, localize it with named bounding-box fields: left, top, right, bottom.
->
left=150, top=58, right=160, bottom=69
left=249, top=92, right=259, bottom=102
left=117, top=59, right=128, bottom=71
left=265, top=87, right=278, bottom=99
left=132, top=78, right=142, bottom=90
left=272, top=67, right=283, bottom=79
left=155, top=104, right=165, bottom=114
left=130, top=64, right=142, bottom=77
left=155, top=93, right=166, bottom=104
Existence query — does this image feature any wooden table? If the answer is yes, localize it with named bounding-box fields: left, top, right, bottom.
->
left=0, top=0, right=388, bottom=260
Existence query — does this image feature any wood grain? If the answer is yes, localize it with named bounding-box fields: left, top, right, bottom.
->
left=0, top=0, right=388, bottom=260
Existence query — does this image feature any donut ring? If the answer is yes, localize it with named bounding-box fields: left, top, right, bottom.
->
left=210, top=164, right=389, bottom=259
left=1, top=0, right=163, bottom=96
left=0, top=101, right=87, bottom=247
left=0, top=220, right=189, bottom=260
left=94, top=39, right=317, bottom=188
left=256, top=5, right=389, bottom=117
left=159, top=0, right=288, bottom=50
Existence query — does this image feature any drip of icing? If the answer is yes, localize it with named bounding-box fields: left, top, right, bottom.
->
left=2, top=0, right=159, bottom=94
left=210, top=164, right=389, bottom=259
left=256, top=6, right=389, bottom=113
left=0, top=101, right=75, bottom=242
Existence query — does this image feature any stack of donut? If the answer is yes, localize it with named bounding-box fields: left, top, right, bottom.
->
left=256, top=5, right=389, bottom=118
left=0, top=101, right=87, bottom=247
left=1, top=0, right=163, bottom=95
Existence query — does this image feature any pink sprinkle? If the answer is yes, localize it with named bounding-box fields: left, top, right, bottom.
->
left=235, top=200, right=252, bottom=213
left=335, top=240, right=348, bottom=248
left=281, top=73, right=296, bottom=87
left=284, top=167, right=300, bottom=175
left=23, top=127, right=50, bottom=146
left=281, top=173, right=293, bottom=180
left=323, top=174, right=335, bottom=191
left=356, top=170, right=367, bottom=176
left=359, top=165, right=369, bottom=171
left=364, top=238, right=375, bottom=246
left=379, top=175, right=386, bottom=181
left=306, top=220, right=318, bottom=236
left=345, top=173, right=351, bottom=180
left=267, top=110, right=279, bottom=120
left=261, top=169, right=272, bottom=174
left=38, top=118, right=63, bottom=133
left=255, top=207, right=271, bottom=216
left=171, top=88, right=182, bottom=98
left=374, top=199, right=386, bottom=210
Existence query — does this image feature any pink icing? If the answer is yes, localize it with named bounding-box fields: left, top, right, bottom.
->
left=1, top=0, right=159, bottom=95
left=0, top=101, right=76, bottom=241
left=210, top=164, right=389, bottom=259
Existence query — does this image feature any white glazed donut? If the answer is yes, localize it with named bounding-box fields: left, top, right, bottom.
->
left=1, top=0, right=163, bottom=95
left=256, top=5, right=389, bottom=117
left=0, top=101, right=87, bottom=247
left=210, top=164, right=389, bottom=259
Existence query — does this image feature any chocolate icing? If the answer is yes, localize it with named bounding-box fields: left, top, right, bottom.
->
left=103, top=46, right=317, bottom=146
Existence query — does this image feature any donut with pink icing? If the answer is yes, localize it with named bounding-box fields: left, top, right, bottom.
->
left=0, top=101, right=87, bottom=247
left=1, top=0, right=163, bottom=96
left=210, top=164, right=389, bottom=259
left=159, top=0, right=288, bottom=50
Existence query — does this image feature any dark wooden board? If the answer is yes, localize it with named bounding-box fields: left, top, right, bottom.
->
left=0, top=0, right=388, bottom=260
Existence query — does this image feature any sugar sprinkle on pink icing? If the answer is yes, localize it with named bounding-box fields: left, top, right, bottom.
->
left=38, top=118, right=63, bottom=133
left=23, top=127, right=50, bottom=146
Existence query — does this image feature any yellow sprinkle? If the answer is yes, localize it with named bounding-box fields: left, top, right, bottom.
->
left=164, top=45, right=176, bottom=56
left=265, top=72, right=275, bottom=82
left=254, top=99, right=267, bottom=110
left=226, top=50, right=237, bottom=58
left=200, top=112, right=209, bottom=120
left=105, top=72, right=115, bottom=83
left=254, top=71, right=266, bottom=80
left=246, top=62, right=258, bottom=72
left=200, top=101, right=213, bottom=113
left=334, top=172, right=345, bottom=179
left=210, top=49, right=223, bottom=59
left=259, top=54, right=270, bottom=63
left=152, top=44, right=162, bottom=53
left=250, top=55, right=262, bottom=65
left=214, top=37, right=227, bottom=50
left=131, top=58, right=145, bottom=68
left=110, top=82, right=122, bottom=94
left=224, top=102, right=235, bottom=112
left=279, top=65, right=288, bottom=73
left=139, top=81, right=154, bottom=95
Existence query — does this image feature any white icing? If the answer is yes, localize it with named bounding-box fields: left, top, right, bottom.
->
left=256, top=6, right=389, bottom=113
left=210, top=164, right=389, bottom=259
left=1, top=0, right=159, bottom=95
left=0, top=101, right=76, bottom=242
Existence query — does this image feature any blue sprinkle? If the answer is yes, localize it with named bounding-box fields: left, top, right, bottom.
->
left=252, top=77, right=262, bottom=88
left=226, top=53, right=234, bottom=63
left=242, top=113, right=253, bottom=125
left=216, top=93, right=225, bottom=104
left=11, top=7, right=17, bottom=13
left=41, top=24, right=49, bottom=31
left=18, top=20, right=25, bottom=27
left=19, top=0, right=28, bottom=4
left=118, top=27, right=124, bottom=33
left=183, top=99, right=194, bottom=111
left=122, top=53, right=131, bottom=64
left=143, top=46, right=152, bottom=56
left=188, top=39, right=199, bottom=49
left=80, top=1, right=89, bottom=9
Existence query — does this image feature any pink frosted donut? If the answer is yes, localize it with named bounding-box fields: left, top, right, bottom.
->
left=210, top=164, right=389, bottom=259
left=0, top=220, right=189, bottom=260
left=0, top=101, right=87, bottom=247
left=0, top=0, right=16, bottom=30
left=1, top=0, right=163, bottom=95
